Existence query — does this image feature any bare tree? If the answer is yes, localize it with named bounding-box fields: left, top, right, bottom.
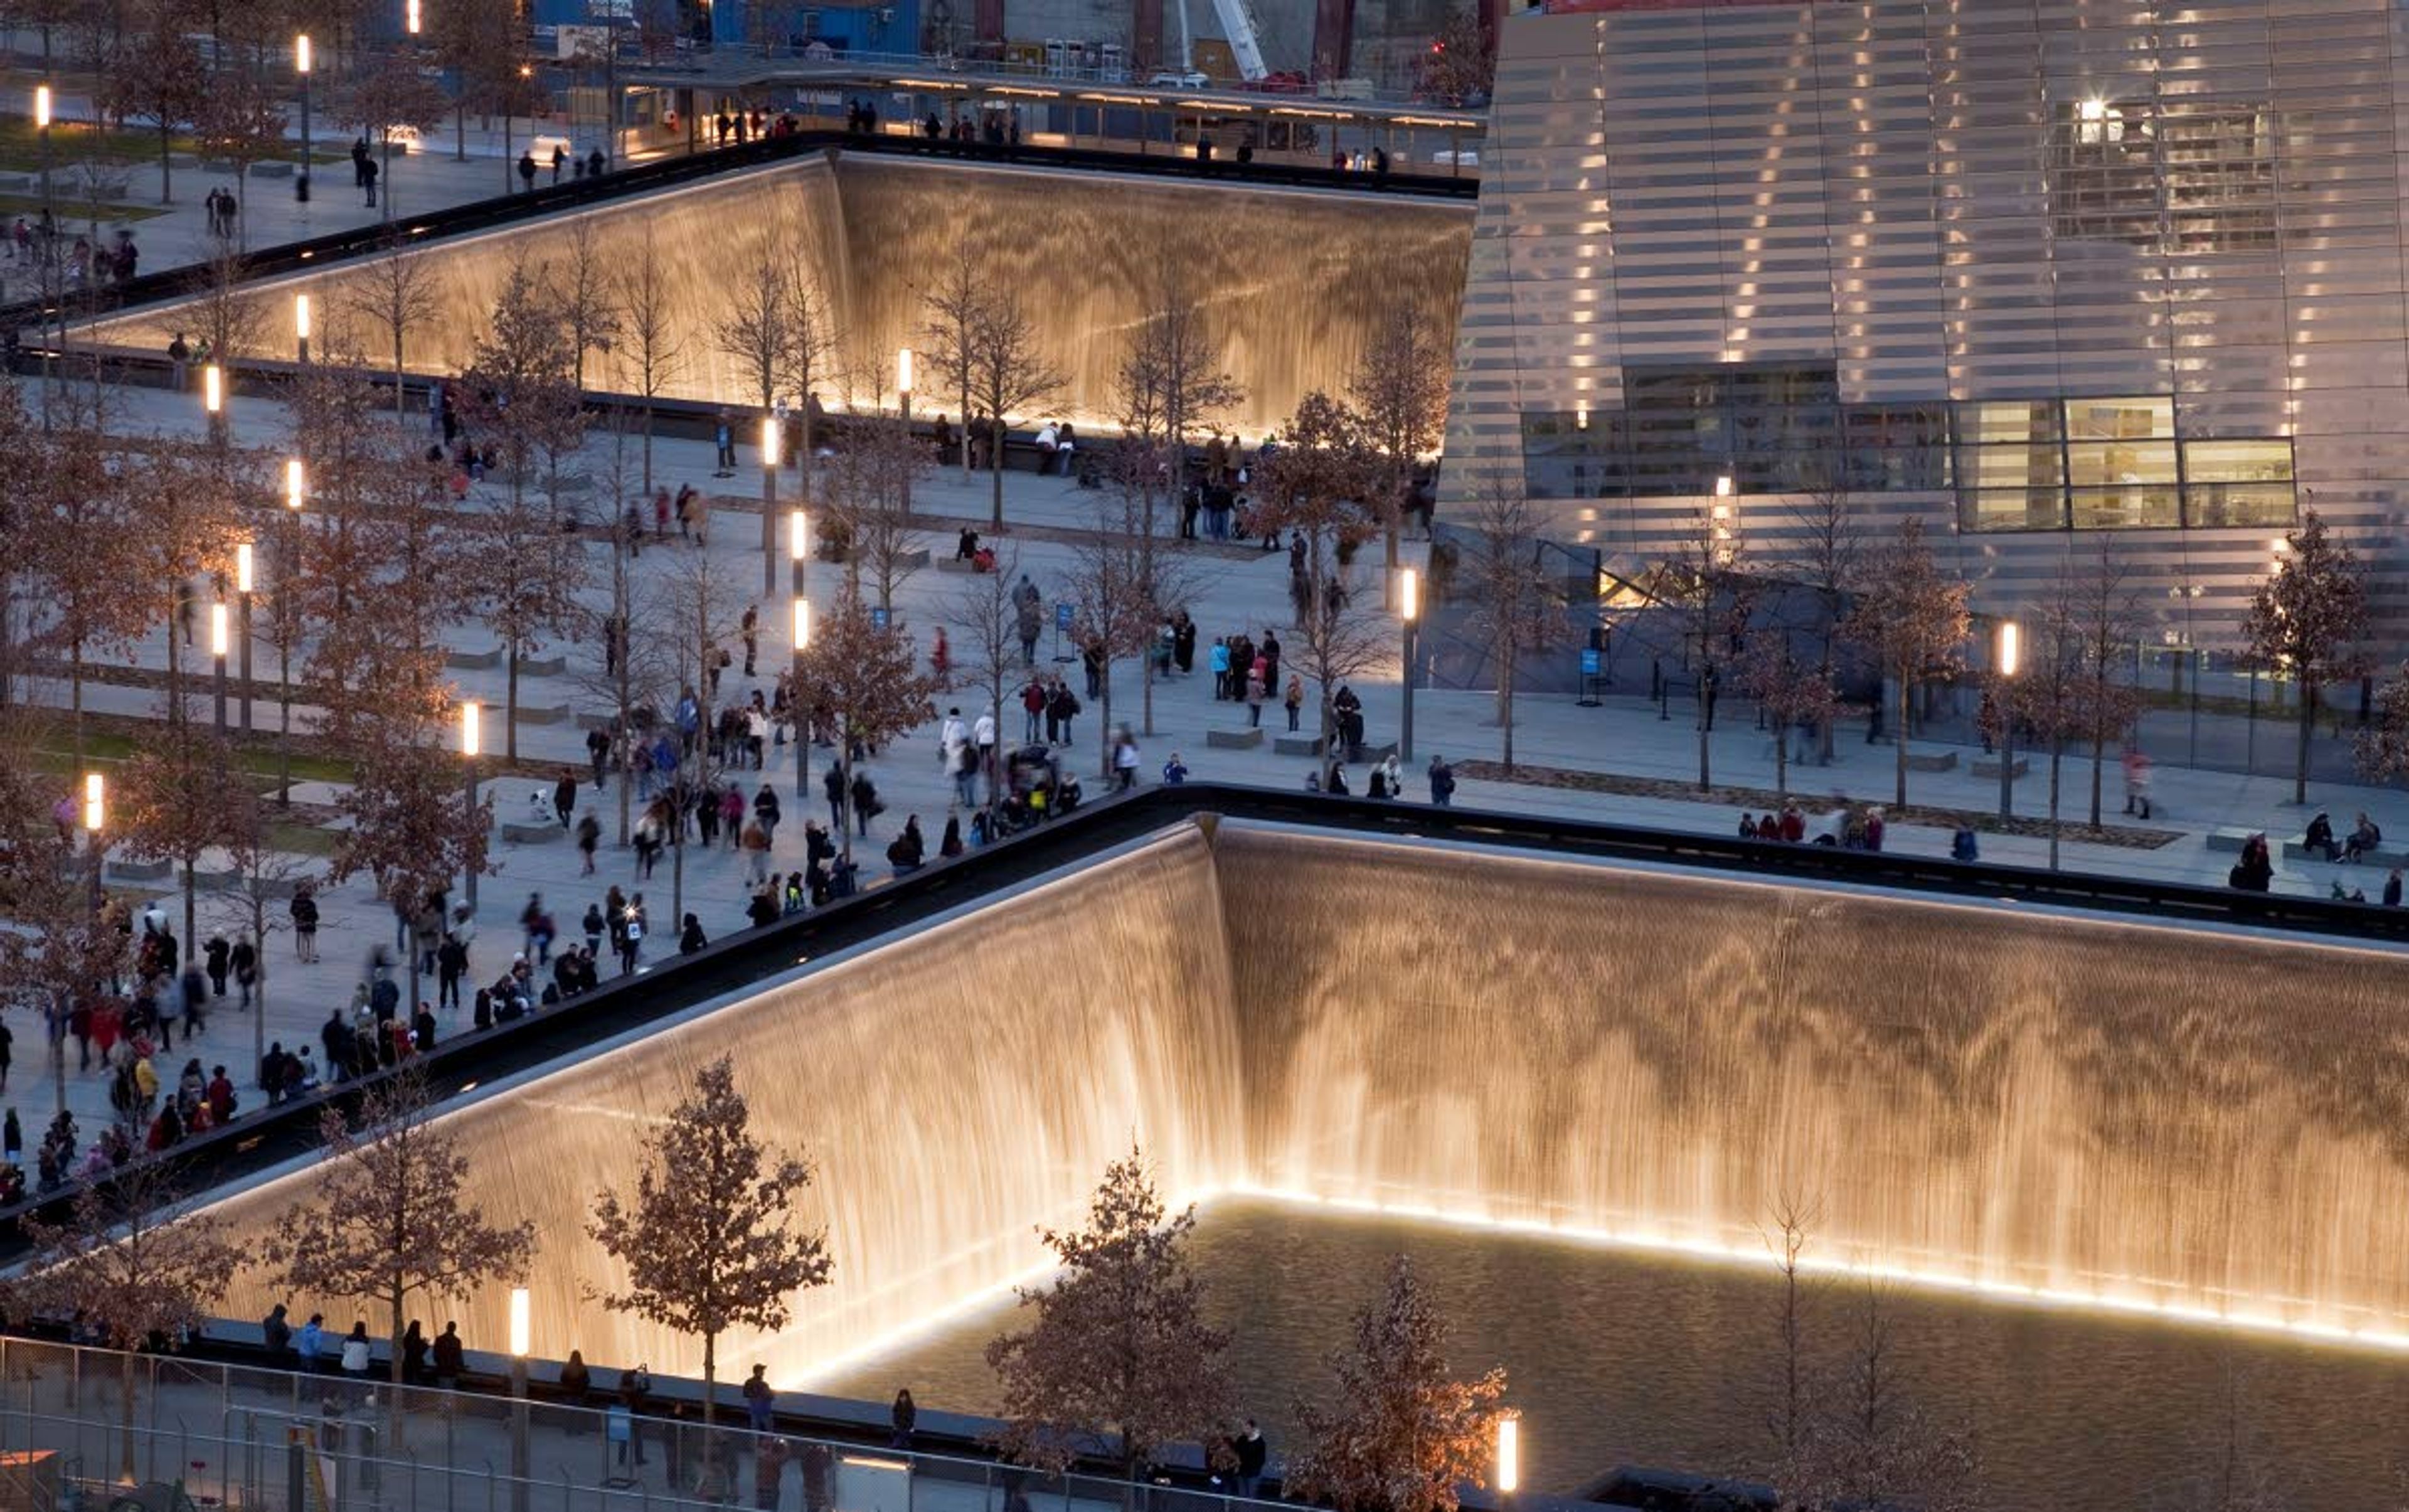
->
left=1253, top=394, right=1391, bottom=756
left=1758, top=1191, right=1822, bottom=1490
left=588, top=1054, right=834, bottom=1434
left=24, top=408, right=146, bottom=763
left=1645, top=495, right=1746, bottom=791
left=2054, top=541, right=2147, bottom=829
left=964, top=280, right=1068, bottom=531
left=1060, top=475, right=1162, bottom=777
left=190, top=68, right=288, bottom=240
left=271, top=1069, right=538, bottom=1449
left=918, top=247, right=984, bottom=483
left=822, top=393, right=930, bottom=616
left=1285, top=1255, right=1509, bottom=1512
left=457, top=481, right=591, bottom=760
left=555, top=215, right=621, bottom=393
left=1789, top=1287, right=1981, bottom=1512
left=949, top=541, right=1026, bottom=819
left=2243, top=508, right=2369, bottom=805
left=100, top=0, right=205, bottom=201
left=455, top=257, right=585, bottom=519
left=337, top=55, right=447, bottom=218
left=1840, top=518, right=1970, bottom=809
left=1349, top=302, right=1450, bottom=597
left=1775, top=480, right=1864, bottom=765
left=191, top=238, right=270, bottom=362
left=12, top=1160, right=240, bottom=1481
left=1737, top=627, right=1846, bottom=803
left=327, top=695, right=492, bottom=1013
left=986, top=1146, right=1235, bottom=1481
left=1454, top=479, right=1570, bottom=774
left=613, top=227, right=686, bottom=494
left=340, top=235, right=441, bottom=422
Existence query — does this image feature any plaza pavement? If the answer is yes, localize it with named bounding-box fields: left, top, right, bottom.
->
left=10, top=368, right=2406, bottom=1149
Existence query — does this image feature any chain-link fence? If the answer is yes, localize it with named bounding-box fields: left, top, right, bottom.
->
left=0, top=1341, right=1247, bottom=1512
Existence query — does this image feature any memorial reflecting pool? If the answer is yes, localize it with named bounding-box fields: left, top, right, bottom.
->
left=824, top=1196, right=2409, bottom=1511
left=186, top=820, right=2409, bottom=1510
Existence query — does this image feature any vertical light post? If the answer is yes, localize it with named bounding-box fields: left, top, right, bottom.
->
left=760, top=412, right=780, bottom=597
left=789, top=508, right=809, bottom=599
left=34, top=84, right=53, bottom=416
left=1496, top=1414, right=1520, bottom=1510
left=460, top=701, right=482, bottom=909
left=294, top=34, right=312, bottom=205
left=210, top=601, right=231, bottom=735
left=406, top=0, right=422, bottom=36
left=1994, top=619, right=2019, bottom=821
left=896, top=346, right=915, bottom=519
left=203, top=361, right=227, bottom=447
left=792, top=597, right=812, bottom=800
left=235, top=542, right=255, bottom=733
left=1398, top=566, right=1418, bottom=763
left=279, top=459, right=304, bottom=805
left=72, top=771, right=104, bottom=1116
left=294, top=291, right=311, bottom=365
left=508, top=1285, right=531, bottom=1512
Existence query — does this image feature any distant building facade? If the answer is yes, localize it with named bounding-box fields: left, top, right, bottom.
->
left=1444, top=0, right=2409, bottom=647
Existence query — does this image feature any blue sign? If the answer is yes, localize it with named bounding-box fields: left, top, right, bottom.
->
left=869, top=606, right=889, bottom=631
left=1580, top=647, right=1602, bottom=677
left=1055, top=601, right=1074, bottom=631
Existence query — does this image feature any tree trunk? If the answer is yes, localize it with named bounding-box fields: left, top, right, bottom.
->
left=182, top=858, right=197, bottom=952
left=990, top=440, right=1005, bottom=531
left=388, top=1284, right=408, bottom=1452
left=71, top=650, right=85, bottom=769
left=701, top=1329, right=717, bottom=1432
left=1697, top=692, right=1712, bottom=792
left=2088, top=732, right=2105, bottom=828
left=117, top=1350, right=137, bottom=1483
left=1892, top=676, right=1909, bottom=809
left=2296, top=688, right=2316, bottom=806
left=2049, top=738, right=2065, bottom=871
left=506, top=646, right=521, bottom=760
left=157, top=123, right=173, bottom=203
left=643, top=400, right=656, bottom=494
left=1774, top=725, right=1789, bottom=799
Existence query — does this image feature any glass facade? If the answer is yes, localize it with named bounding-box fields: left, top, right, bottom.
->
left=1445, top=1, right=2407, bottom=642
left=1523, top=371, right=2290, bottom=532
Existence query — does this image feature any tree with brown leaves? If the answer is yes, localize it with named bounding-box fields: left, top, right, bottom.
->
left=272, top=1068, right=536, bottom=1447
left=1287, top=1255, right=1509, bottom=1512
left=336, top=56, right=447, bottom=218
left=327, top=706, right=491, bottom=1011
left=190, top=70, right=289, bottom=238
left=822, top=395, right=928, bottom=617
left=456, top=258, right=586, bottom=519
left=986, top=1146, right=1234, bottom=1481
left=1840, top=518, right=1970, bottom=809
left=113, top=719, right=250, bottom=948
left=2243, top=508, right=2369, bottom=806
left=100, top=0, right=206, bottom=201
left=793, top=594, right=942, bottom=861
left=588, top=1054, right=833, bottom=1433
left=25, top=406, right=147, bottom=763
left=14, top=1159, right=241, bottom=1481
left=964, top=280, right=1067, bottom=531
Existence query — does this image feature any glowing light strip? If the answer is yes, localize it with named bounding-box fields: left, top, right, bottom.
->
left=1225, top=1185, right=2409, bottom=1356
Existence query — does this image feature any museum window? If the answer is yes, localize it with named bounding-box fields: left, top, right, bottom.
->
left=2048, top=97, right=2278, bottom=254
left=1950, top=395, right=2294, bottom=533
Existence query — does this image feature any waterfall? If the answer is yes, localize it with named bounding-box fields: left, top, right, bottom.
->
left=198, top=820, right=2409, bottom=1386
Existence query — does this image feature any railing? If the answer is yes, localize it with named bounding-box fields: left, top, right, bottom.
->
left=0, top=1339, right=1270, bottom=1512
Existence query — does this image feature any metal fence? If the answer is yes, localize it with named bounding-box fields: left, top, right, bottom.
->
left=0, top=1340, right=1252, bottom=1512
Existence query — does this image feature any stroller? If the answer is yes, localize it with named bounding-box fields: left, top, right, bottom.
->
left=997, top=745, right=1083, bottom=834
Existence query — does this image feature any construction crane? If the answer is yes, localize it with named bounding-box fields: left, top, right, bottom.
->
left=1209, top=0, right=1269, bottom=80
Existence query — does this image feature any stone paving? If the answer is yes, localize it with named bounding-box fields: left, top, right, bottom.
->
left=11, top=321, right=2409, bottom=1153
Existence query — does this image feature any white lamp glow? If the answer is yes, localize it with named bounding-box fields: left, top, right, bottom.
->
left=1496, top=1415, right=1520, bottom=1494
left=507, top=1286, right=530, bottom=1358
left=82, top=773, right=104, bottom=833
left=285, top=457, right=305, bottom=508
left=235, top=541, right=254, bottom=594
left=460, top=701, right=482, bottom=759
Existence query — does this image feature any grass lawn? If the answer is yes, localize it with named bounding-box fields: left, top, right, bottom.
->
left=0, top=192, right=166, bottom=221
left=0, top=117, right=347, bottom=174
left=27, top=719, right=358, bottom=787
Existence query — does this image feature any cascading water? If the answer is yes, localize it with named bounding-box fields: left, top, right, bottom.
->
left=82, top=156, right=1472, bottom=439
left=205, top=826, right=1246, bottom=1383
left=198, top=819, right=2409, bottom=1390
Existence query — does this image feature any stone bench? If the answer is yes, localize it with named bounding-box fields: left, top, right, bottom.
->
left=2279, top=839, right=2409, bottom=868
left=1904, top=750, right=1959, bottom=773
left=576, top=711, right=616, bottom=733
left=105, top=858, right=172, bottom=884
left=499, top=821, right=561, bottom=844
left=196, top=869, right=308, bottom=899
left=1344, top=740, right=1400, bottom=766
left=517, top=703, right=575, bottom=727
left=1206, top=727, right=1264, bottom=750
left=934, top=555, right=981, bottom=574
left=520, top=654, right=569, bottom=678
left=1274, top=734, right=1325, bottom=757
left=248, top=161, right=295, bottom=179
left=2207, top=826, right=2260, bottom=853
left=1970, top=757, right=2029, bottom=779
left=446, top=647, right=504, bottom=671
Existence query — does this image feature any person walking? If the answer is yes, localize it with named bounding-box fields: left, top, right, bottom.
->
left=890, top=1389, right=917, bottom=1450
left=1284, top=673, right=1304, bottom=733
left=555, top=769, right=578, bottom=830
left=577, top=812, right=601, bottom=875
left=1235, top=1420, right=1268, bottom=1499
